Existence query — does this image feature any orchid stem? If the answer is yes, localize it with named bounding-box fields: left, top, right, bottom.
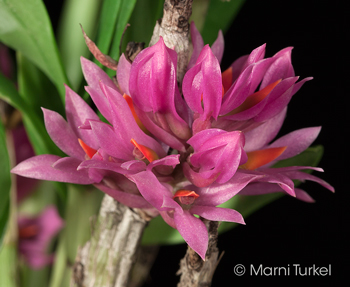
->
left=70, top=195, right=148, bottom=287
left=177, top=220, right=220, bottom=287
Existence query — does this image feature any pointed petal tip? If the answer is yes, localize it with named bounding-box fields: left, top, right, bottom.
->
left=80, top=55, right=88, bottom=63
left=239, top=216, right=246, bottom=225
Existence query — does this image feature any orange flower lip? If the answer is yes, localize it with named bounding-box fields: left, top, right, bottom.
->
left=19, top=224, right=39, bottom=239
left=173, top=189, right=199, bottom=205
left=222, top=66, right=233, bottom=94
left=223, top=79, right=282, bottom=117
left=240, top=146, right=287, bottom=170
left=78, top=138, right=97, bottom=159
left=130, top=138, right=159, bottom=163
left=123, top=94, right=150, bottom=135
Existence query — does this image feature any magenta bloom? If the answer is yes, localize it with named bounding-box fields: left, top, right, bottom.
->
left=11, top=22, right=333, bottom=259
left=183, top=129, right=247, bottom=187
left=129, top=37, right=191, bottom=151
left=238, top=109, right=334, bottom=200
left=128, top=170, right=260, bottom=259
left=18, top=206, right=63, bottom=269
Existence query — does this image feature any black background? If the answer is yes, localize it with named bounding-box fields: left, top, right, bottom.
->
left=44, top=0, right=347, bottom=286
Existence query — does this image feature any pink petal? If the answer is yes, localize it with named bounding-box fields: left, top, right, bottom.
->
left=282, top=170, right=334, bottom=192
left=174, top=210, right=208, bottom=260
left=294, top=188, right=315, bottom=203
left=95, top=183, right=154, bottom=209
left=267, top=127, right=321, bottom=161
left=42, top=108, right=85, bottom=159
left=64, top=84, right=100, bottom=149
left=127, top=171, right=174, bottom=210
left=195, top=170, right=264, bottom=206
left=147, top=154, right=180, bottom=171
left=187, top=21, right=204, bottom=70
left=11, top=155, right=94, bottom=184
left=211, top=30, right=224, bottom=63
left=85, top=86, right=113, bottom=124
left=81, top=56, right=116, bottom=92
left=18, top=206, right=63, bottom=269
left=101, top=82, right=167, bottom=158
left=220, top=57, right=275, bottom=115
left=187, top=129, right=245, bottom=184
left=134, top=107, right=187, bottom=152
left=260, top=47, right=294, bottom=89
left=116, top=54, right=131, bottom=95
left=244, top=108, right=286, bottom=152
left=78, top=159, right=135, bottom=175
left=90, top=120, right=133, bottom=161
left=190, top=205, right=245, bottom=224
left=253, top=77, right=299, bottom=122
left=183, top=45, right=222, bottom=120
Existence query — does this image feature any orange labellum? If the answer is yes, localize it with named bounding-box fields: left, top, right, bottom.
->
left=19, top=224, right=39, bottom=239
left=222, top=66, right=233, bottom=94
left=173, top=190, right=199, bottom=205
left=78, top=138, right=97, bottom=159
left=130, top=138, right=159, bottom=163
left=225, top=79, right=282, bottom=116
left=240, top=146, right=287, bottom=170
left=123, top=94, right=149, bottom=135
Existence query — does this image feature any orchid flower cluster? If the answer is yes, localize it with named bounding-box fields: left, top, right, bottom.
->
left=12, top=23, right=333, bottom=259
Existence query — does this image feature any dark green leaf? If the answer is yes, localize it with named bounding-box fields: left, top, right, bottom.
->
left=190, top=0, right=210, bottom=32
left=95, top=0, right=122, bottom=56
left=201, top=0, right=246, bottom=44
left=122, top=0, right=163, bottom=49
left=107, top=0, right=137, bottom=77
left=0, top=243, right=17, bottom=287
left=0, top=119, right=11, bottom=248
left=272, top=145, right=324, bottom=169
left=0, top=201, right=9, bottom=249
left=17, top=53, right=64, bottom=116
left=0, top=71, right=62, bottom=156
left=0, top=0, right=69, bottom=100
left=142, top=215, right=182, bottom=245
left=63, top=185, right=103, bottom=263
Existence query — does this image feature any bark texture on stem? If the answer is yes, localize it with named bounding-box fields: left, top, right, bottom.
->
left=149, top=0, right=193, bottom=85
left=71, top=194, right=148, bottom=287
left=177, top=221, right=220, bottom=287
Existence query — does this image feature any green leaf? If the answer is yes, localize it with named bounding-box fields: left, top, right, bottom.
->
left=142, top=215, right=181, bottom=245
left=123, top=0, right=163, bottom=48
left=0, top=119, right=10, bottom=248
left=0, top=117, right=11, bottom=223
left=57, top=0, right=102, bottom=90
left=0, top=0, right=69, bottom=101
left=190, top=0, right=210, bottom=33
left=272, top=145, right=324, bottom=169
left=63, top=185, right=103, bottom=263
left=49, top=185, right=103, bottom=287
left=0, top=202, right=9, bottom=249
left=95, top=0, right=122, bottom=57
left=49, top=235, right=70, bottom=287
left=20, top=264, right=50, bottom=287
left=107, top=0, right=137, bottom=77
left=0, top=70, right=67, bottom=200
left=201, top=0, right=246, bottom=44
left=17, top=53, right=64, bottom=117
left=0, top=243, right=17, bottom=287
left=0, top=72, right=62, bottom=156
left=142, top=146, right=325, bottom=245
